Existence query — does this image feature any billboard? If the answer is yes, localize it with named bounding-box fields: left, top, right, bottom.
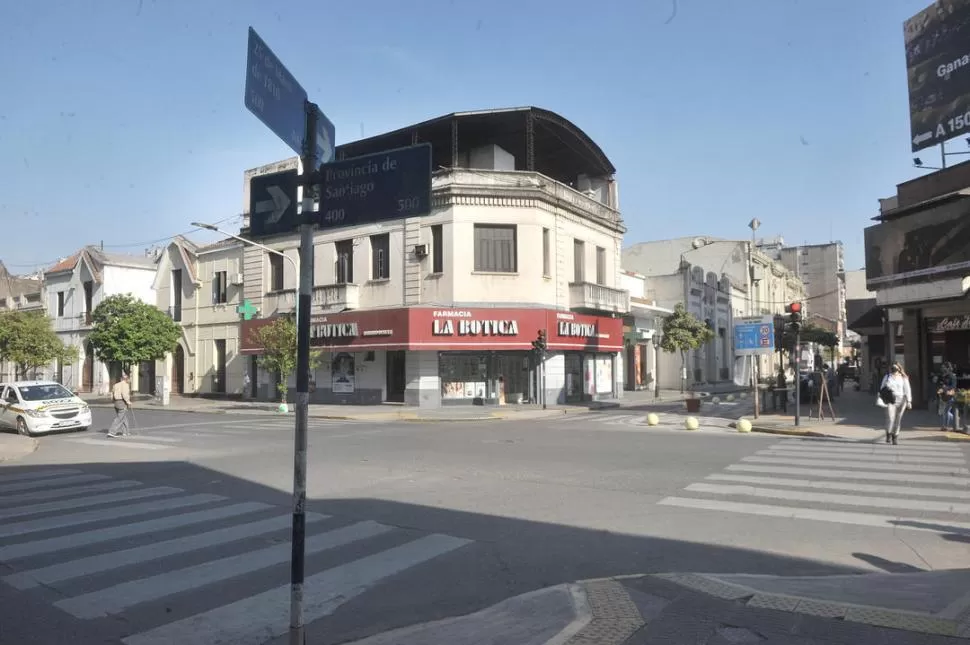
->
left=864, top=196, right=970, bottom=287
left=905, top=0, right=970, bottom=152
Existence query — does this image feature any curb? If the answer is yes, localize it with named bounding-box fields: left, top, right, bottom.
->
left=746, top=425, right=838, bottom=438
left=652, top=572, right=969, bottom=639
left=0, top=437, right=39, bottom=463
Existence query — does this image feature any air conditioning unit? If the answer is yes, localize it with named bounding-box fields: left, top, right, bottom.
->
left=230, top=273, right=244, bottom=285
left=414, top=244, right=428, bottom=258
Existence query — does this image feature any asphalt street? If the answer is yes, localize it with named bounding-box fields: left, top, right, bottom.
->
left=2, top=407, right=969, bottom=644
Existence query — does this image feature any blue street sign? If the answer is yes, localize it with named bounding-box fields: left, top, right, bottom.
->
left=249, top=170, right=299, bottom=238
left=317, top=143, right=432, bottom=229
left=734, top=316, right=775, bottom=356
left=314, top=105, right=336, bottom=167
left=245, top=27, right=308, bottom=157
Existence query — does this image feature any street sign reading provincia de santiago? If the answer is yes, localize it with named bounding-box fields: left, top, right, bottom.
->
left=904, top=0, right=970, bottom=152
left=249, top=169, right=299, bottom=237
left=734, top=316, right=775, bottom=356
left=317, top=143, right=432, bottom=228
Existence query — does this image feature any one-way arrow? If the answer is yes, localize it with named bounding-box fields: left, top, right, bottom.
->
left=254, top=185, right=291, bottom=224
left=913, top=131, right=934, bottom=146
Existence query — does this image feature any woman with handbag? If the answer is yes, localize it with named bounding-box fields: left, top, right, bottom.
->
left=879, top=362, right=912, bottom=445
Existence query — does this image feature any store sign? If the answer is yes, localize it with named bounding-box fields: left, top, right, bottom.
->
left=932, top=315, right=970, bottom=332
left=558, top=321, right=598, bottom=337
left=432, top=318, right=520, bottom=336
left=310, top=322, right=359, bottom=340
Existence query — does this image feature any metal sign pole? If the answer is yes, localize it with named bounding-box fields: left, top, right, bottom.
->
left=289, top=103, right=318, bottom=645
left=752, top=356, right=760, bottom=419
left=794, top=333, right=801, bottom=427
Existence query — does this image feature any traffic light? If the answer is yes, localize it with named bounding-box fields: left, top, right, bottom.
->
left=785, top=302, right=802, bottom=332
left=532, top=329, right=547, bottom=353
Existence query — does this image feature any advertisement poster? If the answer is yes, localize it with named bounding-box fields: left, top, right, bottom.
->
left=331, top=352, right=356, bottom=394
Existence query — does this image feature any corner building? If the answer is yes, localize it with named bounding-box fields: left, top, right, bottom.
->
left=239, top=107, right=629, bottom=407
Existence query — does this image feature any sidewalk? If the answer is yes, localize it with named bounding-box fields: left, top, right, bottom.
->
left=0, top=433, right=38, bottom=463
left=739, top=386, right=970, bottom=443
left=341, top=569, right=970, bottom=644
left=79, top=393, right=616, bottom=422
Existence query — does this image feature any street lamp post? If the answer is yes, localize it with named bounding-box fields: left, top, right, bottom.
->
left=191, top=221, right=301, bottom=321
left=652, top=332, right=662, bottom=400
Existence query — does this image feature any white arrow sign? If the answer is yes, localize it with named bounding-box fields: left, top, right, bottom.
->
left=254, top=185, right=292, bottom=224
left=913, top=131, right=934, bottom=146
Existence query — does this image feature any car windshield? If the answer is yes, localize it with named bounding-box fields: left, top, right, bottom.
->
left=18, top=384, right=75, bottom=402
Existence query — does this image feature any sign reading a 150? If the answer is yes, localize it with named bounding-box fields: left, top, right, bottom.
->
left=317, top=143, right=431, bottom=228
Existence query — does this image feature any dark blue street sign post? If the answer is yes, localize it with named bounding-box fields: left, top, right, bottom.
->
left=317, top=143, right=432, bottom=228
left=243, top=27, right=334, bottom=645
left=249, top=170, right=299, bottom=238
left=244, top=28, right=308, bottom=157
left=734, top=316, right=775, bottom=421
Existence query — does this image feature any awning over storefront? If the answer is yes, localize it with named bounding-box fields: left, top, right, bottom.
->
left=240, top=307, right=624, bottom=354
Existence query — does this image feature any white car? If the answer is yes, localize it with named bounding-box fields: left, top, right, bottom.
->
left=0, top=381, right=92, bottom=437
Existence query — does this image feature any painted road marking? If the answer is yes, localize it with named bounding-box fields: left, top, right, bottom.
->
left=0, top=479, right=141, bottom=504
left=0, top=473, right=108, bottom=493
left=0, top=468, right=82, bottom=484
left=0, top=486, right=183, bottom=520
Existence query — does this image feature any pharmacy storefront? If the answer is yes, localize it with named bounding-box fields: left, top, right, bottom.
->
left=241, top=307, right=624, bottom=407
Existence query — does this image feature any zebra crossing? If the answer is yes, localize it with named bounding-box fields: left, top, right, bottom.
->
left=0, top=467, right=471, bottom=644
left=52, top=417, right=373, bottom=451
left=658, top=438, right=970, bottom=533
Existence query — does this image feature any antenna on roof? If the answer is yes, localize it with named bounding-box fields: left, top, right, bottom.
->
left=100, top=240, right=104, bottom=250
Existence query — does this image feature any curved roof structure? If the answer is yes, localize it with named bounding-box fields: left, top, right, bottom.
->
left=335, top=107, right=615, bottom=187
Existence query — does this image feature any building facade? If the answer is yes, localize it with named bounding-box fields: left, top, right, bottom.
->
left=863, top=160, right=970, bottom=407
left=622, top=236, right=804, bottom=390
left=152, top=237, right=246, bottom=398
left=43, top=247, right=157, bottom=395
left=0, top=261, right=45, bottom=381
left=619, top=271, right=672, bottom=391
left=775, top=242, right=847, bottom=345
left=239, top=107, right=629, bottom=407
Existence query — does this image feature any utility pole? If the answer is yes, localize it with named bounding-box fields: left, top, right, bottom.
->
left=794, top=329, right=801, bottom=427
left=290, top=103, right=317, bottom=645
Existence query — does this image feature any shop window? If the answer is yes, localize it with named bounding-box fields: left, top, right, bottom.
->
left=474, top=224, right=517, bottom=273
left=431, top=224, right=444, bottom=274
left=370, top=234, right=390, bottom=280
left=335, top=239, right=354, bottom=284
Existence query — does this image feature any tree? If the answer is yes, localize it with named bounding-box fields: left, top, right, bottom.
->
left=88, top=294, right=181, bottom=374
left=659, top=303, right=715, bottom=392
left=249, top=316, right=321, bottom=404
left=0, top=310, right=76, bottom=379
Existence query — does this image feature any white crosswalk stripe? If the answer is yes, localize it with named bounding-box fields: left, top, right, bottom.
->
left=0, top=467, right=472, bottom=643
left=658, top=438, right=970, bottom=535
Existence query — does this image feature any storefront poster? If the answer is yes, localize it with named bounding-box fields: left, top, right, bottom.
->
left=331, top=352, right=355, bottom=394
left=595, top=355, right=613, bottom=394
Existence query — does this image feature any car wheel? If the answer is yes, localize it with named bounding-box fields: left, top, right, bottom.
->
left=79, top=426, right=90, bottom=433
left=16, top=417, right=33, bottom=437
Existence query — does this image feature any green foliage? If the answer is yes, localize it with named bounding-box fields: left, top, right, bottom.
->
left=0, top=310, right=76, bottom=377
left=249, top=316, right=322, bottom=403
left=659, top=303, right=715, bottom=368
left=88, top=294, right=181, bottom=371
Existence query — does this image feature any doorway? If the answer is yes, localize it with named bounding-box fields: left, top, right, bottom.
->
left=138, top=361, right=156, bottom=395
left=172, top=344, right=185, bottom=395
left=82, top=343, right=95, bottom=392
left=213, top=339, right=227, bottom=394
left=385, top=350, right=406, bottom=403
left=249, top=355, right=258, bottom=398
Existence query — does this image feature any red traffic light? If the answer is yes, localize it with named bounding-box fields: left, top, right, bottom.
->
left=786, top=302, right=802, bottom=314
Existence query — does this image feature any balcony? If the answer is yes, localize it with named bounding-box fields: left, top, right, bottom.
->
left=568, top=282, right=630, bottom=314
left=265, top=283, right=360, bottom=314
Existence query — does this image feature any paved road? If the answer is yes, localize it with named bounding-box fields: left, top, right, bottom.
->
left=2, top=409, right=969, bottom=644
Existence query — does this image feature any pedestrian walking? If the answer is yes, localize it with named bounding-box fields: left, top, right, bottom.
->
left=879, top=362, right=912, bottom=445
left=106, top=372, right=133, bottom=438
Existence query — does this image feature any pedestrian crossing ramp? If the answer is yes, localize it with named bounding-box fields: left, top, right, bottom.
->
left=547, top=412, right=737, bottom=431
left=659, top=438, right=970, bottom=534
left=0, top=467, right=471, bottom=645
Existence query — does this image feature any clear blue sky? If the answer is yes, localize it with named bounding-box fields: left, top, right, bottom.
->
left=0, top=0, right=938, bottom=272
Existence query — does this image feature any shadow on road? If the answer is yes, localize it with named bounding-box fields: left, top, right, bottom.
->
left=0, top=458, right=870, bottom=645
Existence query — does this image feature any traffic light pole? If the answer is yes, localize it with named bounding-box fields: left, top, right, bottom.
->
left=794, top=328, right=801, bottom=427
left=289, top=102, right=317, bottom=645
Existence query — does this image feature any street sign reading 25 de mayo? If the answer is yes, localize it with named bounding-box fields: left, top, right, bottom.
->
left=734, top=316, right=775, bottom=356
left=244, top=27, right=335, bottom=167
